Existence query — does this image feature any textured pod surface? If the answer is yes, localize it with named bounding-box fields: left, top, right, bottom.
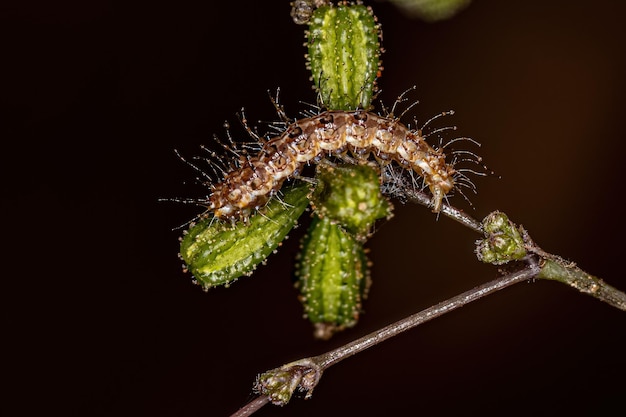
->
left=307, top=3, right=381, bottom=110
left=311, top=162, right=393, bottom=240
left=296, top=215, right=370, bottom=339
left=180, top=182, right=310, bottom=289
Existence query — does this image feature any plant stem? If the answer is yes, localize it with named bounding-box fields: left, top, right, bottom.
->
left=232, top=173, right=626, bottom=416
left=538, top=259, right=626, bottom=311
left=390, top=175, right=626, bottom=311
left=313, top=265, right=539, bottom=369
left=383, top=168, right=484, bottom=233
left=230, top=395, right=269, bottom=417
left=232, top=190, right=626, bottom=415
left=244, top=265, right=540, bottom=414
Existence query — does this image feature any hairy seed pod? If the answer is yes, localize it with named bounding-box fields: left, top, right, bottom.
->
left=296, top=215, right=371, bottom=340
left=311, top=162, right=393, bottom=241
left=307, top=3, right=382, bottom=109
left=180, top=182, right=311, bottom=289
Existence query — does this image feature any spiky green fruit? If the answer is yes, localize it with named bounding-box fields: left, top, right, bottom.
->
left=307, top=3, right=381, bottom=110
left=311, top=162, right=393, bottom=241
left=296, top=215, right=370, bottom=339
left=180, top=182, right=310, bottom=289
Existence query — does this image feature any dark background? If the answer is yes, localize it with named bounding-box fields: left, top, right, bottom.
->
left=3, top=1, right=625, bottom=416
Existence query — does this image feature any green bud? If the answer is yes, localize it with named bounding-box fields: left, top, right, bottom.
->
left=255, top=359, right=320, bottom=406
left=476, top=211, right=527, bottom=265
left=180, top=182, right=310, bottom=289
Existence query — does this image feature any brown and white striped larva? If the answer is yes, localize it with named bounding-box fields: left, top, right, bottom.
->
left=208, top=109, right=460, bottom=223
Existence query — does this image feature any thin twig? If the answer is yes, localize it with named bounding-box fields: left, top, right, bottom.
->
left=237, top=190, right=626, bottom=414
left=233, top=172, right=626, bottom=415
left=249, top=265, right=541, bottom=412
left=393, top=174, right=626, bottom=311
left=538, top=259, right=626, bottom=310
left=382, top=167, right=484, bottom=233
left=521, top=226, right=626, bottom=311
left=314, top=264, right=539, bottom=369
left=230, top=395, right=270, bottom=417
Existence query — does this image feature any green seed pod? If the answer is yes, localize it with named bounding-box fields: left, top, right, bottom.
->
left=476, top=211, right=527, bottom=265
left=307, top=3, right=382, bottom=110
left=296, top=215, right=371, bottom=340
left=180, top=182, right=311, bottom=289
left=311, top=162, right=393, bottom=241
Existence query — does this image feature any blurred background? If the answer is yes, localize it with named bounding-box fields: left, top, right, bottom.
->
left=2, top=0, right=625, bottom=415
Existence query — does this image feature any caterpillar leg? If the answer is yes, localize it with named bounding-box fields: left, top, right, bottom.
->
left=429, top=176, right=454, bottom=213
left=431, top=187, right=444, bottom=213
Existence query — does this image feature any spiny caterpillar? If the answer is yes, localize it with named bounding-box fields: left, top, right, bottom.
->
left=208, top=106, right=459, bottom=222
left=175, top=1, right=486, bottom=340
left=178, top=87, right=483, bottom=293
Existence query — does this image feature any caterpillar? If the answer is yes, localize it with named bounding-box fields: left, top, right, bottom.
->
left=207, top=108, right=460, bottom=222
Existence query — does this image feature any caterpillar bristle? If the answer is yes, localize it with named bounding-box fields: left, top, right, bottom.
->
left=268, top=87, right=292, bottom=124
left=441, top=135, right=481, bottom=150
left=174, top=149, right=214, bottom=182
left=237, top=108, right=265, bottom=144
left=453, top=173, right=479, bottom=192
left=420, top=109, right=452, bottom=128
left=425, top=125, right=457, bottom=143
left=388, top=85, right=418, bottom=119
left=176, top=87, right=487, bottom=222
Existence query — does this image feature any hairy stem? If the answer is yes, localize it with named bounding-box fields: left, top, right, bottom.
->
left=538, top=259, right=626, bottom=311
left=383, top=169, right=483, bottom=233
